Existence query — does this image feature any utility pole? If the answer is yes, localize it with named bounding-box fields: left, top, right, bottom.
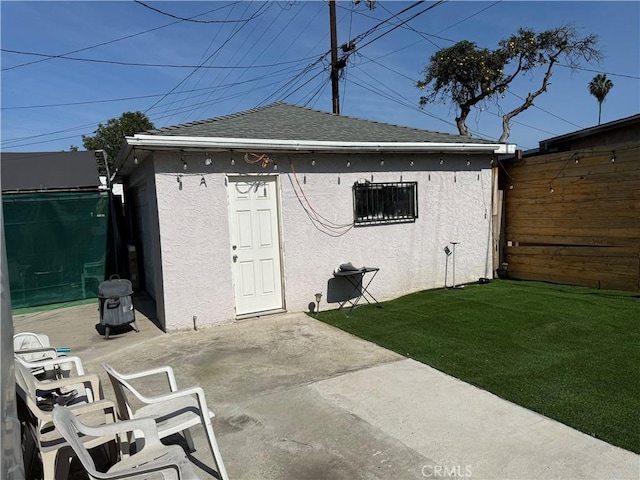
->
left=329, top=1, right=375, bottom=114
left=329, top=0, right=340, bottom=114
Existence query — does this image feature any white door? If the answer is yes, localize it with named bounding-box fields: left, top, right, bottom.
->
left=228, top=176, right=284, bottom=316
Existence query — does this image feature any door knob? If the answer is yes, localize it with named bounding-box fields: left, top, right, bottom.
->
left=233, top=255, right=238, bottom=262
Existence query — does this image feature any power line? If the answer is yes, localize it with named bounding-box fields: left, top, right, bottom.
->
left=349, top=1, right=426, bottom=46
left=328, top=1, right=445, bottom=113
left=352, top=32, right=610, bottom=138
left=143, top=2, right=272, bottom=120
left=4, top=1, right=637, bottom=153
left=158, top=1, right=261, bottom=126
left=0, top=61, right=314, bottom=111
left=0, top=69, right=305, bottom=149
left=339, top=2, right=454, bottom=46
left=0, top=121, right=99, bottom=148
left=255, top=54, right=328, bottom=107
left=308, top=78, right=332, bottom=110
left=352, top=54, right=562, bottom=142
left=351, top=1, right=636, bottom=133
left=252, top=1, right=333, bottom=110
left=1, top=48, right=316, bottom=71
left=1, top=93, right=165, bottom=110
left=184, top=0, right=295, bottom=123
left=133, top=1, right=263, bottom=24
left=171, top=3, right=254, bottom=124
left=434, top=0, right=502, bottom=34
left=281, top=68, right=329, bottom=103
left=376, top=0, right=502, bottom=49
left=504, top=90, right=583, bottom=129
left=348, top=73, right=456, bottom=130
left=557, top=63, right=640, bottom=80
left=375, top=2, right=442, bottom=50
left=1, top=3, right=238, bottom=72
left=356, top=1, right=447, bottom=52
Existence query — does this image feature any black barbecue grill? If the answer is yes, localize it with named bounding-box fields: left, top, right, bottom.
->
left=98, top=275, right=139, bottom=339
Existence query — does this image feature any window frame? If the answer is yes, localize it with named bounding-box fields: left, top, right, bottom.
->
left=352, top=181, right=418, bottom=226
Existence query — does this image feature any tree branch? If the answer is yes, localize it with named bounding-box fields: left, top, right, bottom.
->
left=499, top=57, right=557, bottom=143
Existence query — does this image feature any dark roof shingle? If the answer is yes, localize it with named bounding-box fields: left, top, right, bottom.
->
left=146, top=102, right=496, bottom=144
left=1, top=151, right=100, bottom=191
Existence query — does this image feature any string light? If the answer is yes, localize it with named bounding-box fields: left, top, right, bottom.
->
left=380, top=154, right=384, bottom=166
left=311, top=152, right=316, bottom=166
left=181, top=151, right=187, bottom=171
left=205, top=152, right=212, bottom=166
left=273, top=160, right=278, bottom=171
left=133, top=148, right=139, bottom=165
left=439, top=156, right=444, bottom=165
left=410, top=156, right=414, bottom=167
left=230, top=151, right=235, bottom=166
left=346, top=160, right=351, bottom=168
left=498, top=146, right=638, bottom=193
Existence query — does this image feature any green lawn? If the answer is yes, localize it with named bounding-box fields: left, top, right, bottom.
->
left=316, top=280, right=640, bottom=453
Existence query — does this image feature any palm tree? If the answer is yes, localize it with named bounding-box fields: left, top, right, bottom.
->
left=588, top=74, right=614, bottom=125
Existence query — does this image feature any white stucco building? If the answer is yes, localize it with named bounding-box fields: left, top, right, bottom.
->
left=114, top=103, right=515, bottom=331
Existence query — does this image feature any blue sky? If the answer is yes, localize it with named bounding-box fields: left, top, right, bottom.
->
left=1, top=1, right=639, bottom=152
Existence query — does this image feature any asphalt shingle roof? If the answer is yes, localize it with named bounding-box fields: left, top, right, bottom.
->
left=1, top=151, right=100, bottom=191
left=145, top=102, right=496, bottom=145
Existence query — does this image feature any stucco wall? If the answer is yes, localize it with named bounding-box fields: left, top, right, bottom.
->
left=125, top=158, right=166, bottom=329
left=280, top=153, right=493, bottom=314
left=149, top=151, right=493, bottom=330
left=154, top=152, right=235, bottom=330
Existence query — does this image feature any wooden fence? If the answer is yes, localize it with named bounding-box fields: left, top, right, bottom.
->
left=501, top=141, right=639, bottom=292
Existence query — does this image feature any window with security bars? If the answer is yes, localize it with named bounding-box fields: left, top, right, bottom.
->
left=353, top=182, right=418, bottom=226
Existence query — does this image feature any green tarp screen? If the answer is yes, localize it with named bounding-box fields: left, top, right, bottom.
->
left=3, top=191, right=109, bottom=309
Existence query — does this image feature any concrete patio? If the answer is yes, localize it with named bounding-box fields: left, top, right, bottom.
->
left=13, top=299, right=639, bottom=480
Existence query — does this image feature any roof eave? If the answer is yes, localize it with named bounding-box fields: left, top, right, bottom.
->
left=126, top=134, right=516, bottom=155
left=539, top=113, right=640, bottom=150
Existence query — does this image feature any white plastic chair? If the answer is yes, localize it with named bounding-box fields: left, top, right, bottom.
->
left=103, top=362, right=228, bottom=480
left=14, top=331, right=52, bottom=353
left=14, top=332, right=58, bottom=377
left=52, top=404, right=200, bottom=480
left=15, top=360, right=117, bottom=480
left=15, top=353, right=84, bottom=376
left=14, top=332, right=93, bottom=401
left=15, top=354, right=95, bottom=403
